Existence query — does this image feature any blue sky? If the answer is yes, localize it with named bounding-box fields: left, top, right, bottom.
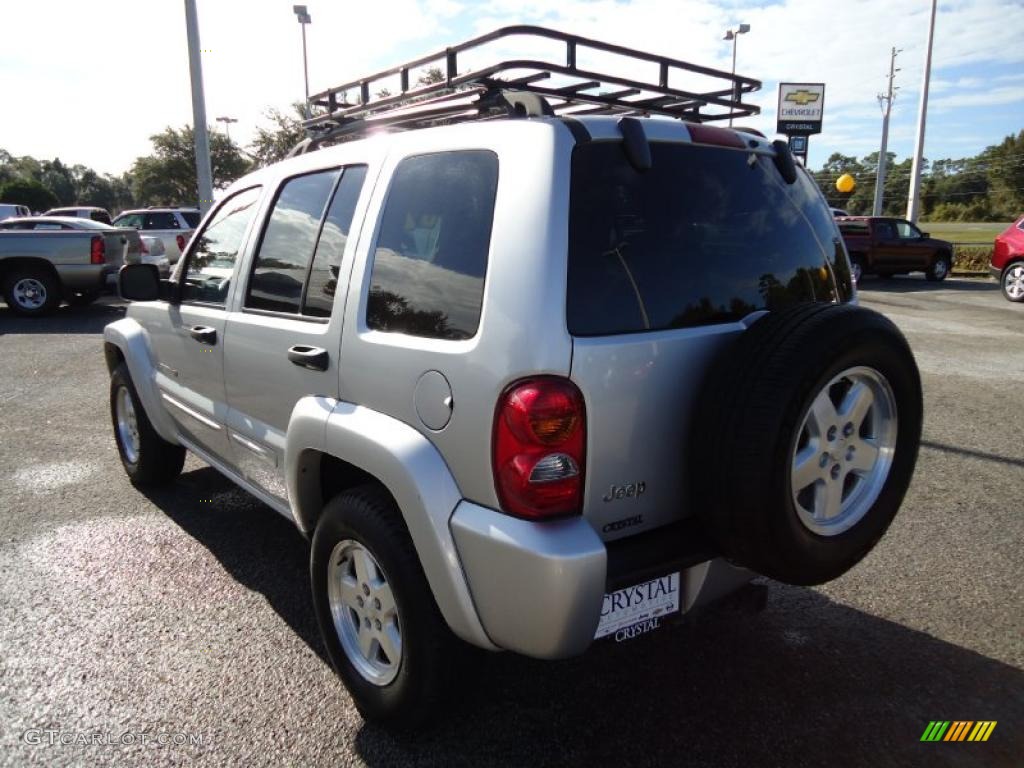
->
left=1, top=0, right=1021, bottom=174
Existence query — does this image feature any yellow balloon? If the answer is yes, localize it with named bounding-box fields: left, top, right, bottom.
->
left=836, top=173, right=856, bottom=193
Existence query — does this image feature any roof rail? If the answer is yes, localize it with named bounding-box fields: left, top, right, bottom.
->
left=297, top=25, right=760, bottom=152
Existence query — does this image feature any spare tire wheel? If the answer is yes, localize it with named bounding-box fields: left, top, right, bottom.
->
left=691, top=302, right=922, bottom=586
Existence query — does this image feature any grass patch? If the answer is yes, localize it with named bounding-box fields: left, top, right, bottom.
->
left=919, top=221, right=1010, bottom=243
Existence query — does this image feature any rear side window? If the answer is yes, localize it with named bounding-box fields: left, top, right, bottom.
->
left=144, top=212, right=179, bottom=230
left=246, top=169, right=340, bottom=314
left=366, top=150, right=498, bottom=340
left=91, top=211, right=112, bottom=224
left=182, top=211, right=201, bottom=228
left=567, top=142, right=840, bottom=336
left=304, top=166, right=367, bottom=318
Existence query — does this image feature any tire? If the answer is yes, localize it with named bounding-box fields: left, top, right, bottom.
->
left=691, top=303, right=922, bottom=585
left=310, top=485, right=458, bottom=728
left=68, top=290, right=100, bottom=307
left=109, top=364, right=185, bottom=486
left=1001, top=262, right=1024, bottom=302
left=849, top=254, right=865, bottom=283
left=2, top=268, right=61, bottom=317
left=926, top=252, right=951, bottom=282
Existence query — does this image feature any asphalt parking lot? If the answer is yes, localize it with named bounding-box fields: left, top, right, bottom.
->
left=1, top=277, right=1021, bottom=767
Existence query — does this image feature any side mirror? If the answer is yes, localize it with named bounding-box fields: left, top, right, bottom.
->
left=921, top=232, right=930, bottom=238
left=119, top=264, right=174, bottom=302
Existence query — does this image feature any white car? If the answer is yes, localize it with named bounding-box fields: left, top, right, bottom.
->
left=111, top=208, right=201, bottom=265
left=0, top=204, right=31, bottom=220
left=43, top=206, right=113, bottom=224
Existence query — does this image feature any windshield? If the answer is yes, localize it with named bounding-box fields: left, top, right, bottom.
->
left=567, top=141, right=850, bottom=336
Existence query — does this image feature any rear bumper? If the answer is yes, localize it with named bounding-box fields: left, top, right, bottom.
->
left=450, top=503, right=750, bottom=658
left=989, top=265, right=1003, bottom=280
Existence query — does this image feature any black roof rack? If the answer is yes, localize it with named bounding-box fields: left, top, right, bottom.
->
left=296, top=25, right=760, bottom=152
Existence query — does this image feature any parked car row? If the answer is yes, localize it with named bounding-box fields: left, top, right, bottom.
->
left=0, top=216, right=169, bottom=316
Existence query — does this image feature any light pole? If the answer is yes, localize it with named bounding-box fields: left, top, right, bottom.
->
left=293, top=5, right=312, bottom=118
left=906, top=0, right=938, bottom=223
left=183, top=0, right=213, bottom=214
left=216, top=116, right=238, bottom=142
left=723, top=23, right=750, bottom=126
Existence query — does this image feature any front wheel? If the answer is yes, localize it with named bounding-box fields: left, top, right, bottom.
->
left=1002, top=262, right=1024, bottom=302
left=310, top=486, right=459, bottom=728
left=849, top=255, right=865, bottom=283
left=926, top=253, right=951, bottom=282
left=109, top=364, right=185, bottom=485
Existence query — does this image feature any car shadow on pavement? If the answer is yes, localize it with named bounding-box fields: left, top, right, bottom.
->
left=0, top=299, right=126, bottom=335
left=857, top=276, right=999, bottom=294
left=139, top=466, right=329, bottom=667
left=143, top=467, right=1022, bottom=768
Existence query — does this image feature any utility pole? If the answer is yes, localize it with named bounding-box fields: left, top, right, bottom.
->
left=184, top=0, right=214, bottom=214
left=873, top=48, right=900, bottom=216
left=723, top=24, right=750, bottom=127
left=906, top=0, right=938, bottom=223
left=293, top=6, right=312, bottom=118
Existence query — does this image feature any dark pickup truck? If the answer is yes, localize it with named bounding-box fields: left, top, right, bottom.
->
left=838, top=217, right=953, bottom=282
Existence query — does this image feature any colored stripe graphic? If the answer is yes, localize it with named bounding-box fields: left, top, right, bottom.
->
left=920, top=721, right=996, bottom=742
left=945, top=721, right=972, bottom=741
left=921, top=721, right=950, bottom=741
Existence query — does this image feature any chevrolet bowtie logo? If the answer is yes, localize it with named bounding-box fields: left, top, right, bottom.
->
left=785, top=90, right=820, bottom=106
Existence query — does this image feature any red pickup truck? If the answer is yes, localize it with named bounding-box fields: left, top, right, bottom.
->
left=837, top=217, right=953, bottom=283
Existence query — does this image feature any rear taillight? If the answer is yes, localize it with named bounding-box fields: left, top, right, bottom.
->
left=139, top=238, right=149, bottom=254
left=176, top=234, right=186, bottom=252
left=493, top=377, right=586, bottom=519
left=89, top=235, right=105, bottom=264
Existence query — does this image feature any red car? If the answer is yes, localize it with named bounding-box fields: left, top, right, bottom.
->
left=992, top=216, right=1024, bottom=302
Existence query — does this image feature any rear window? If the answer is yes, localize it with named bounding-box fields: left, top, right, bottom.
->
left=90, top=210, right=112, bottom=224
left=182, top=211, right=201, bottom=228
left=567, top=142, right=846, bottom=336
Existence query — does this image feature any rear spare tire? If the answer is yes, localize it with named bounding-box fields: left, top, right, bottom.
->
left=691, top=303, right=922, bottom=585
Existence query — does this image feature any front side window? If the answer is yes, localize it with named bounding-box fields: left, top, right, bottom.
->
left=181, top=186, right=262, bottom=305
left=246, top=169, right=340, bottom=314
left=366, top=151, right=498, bottom=340
left=895, top=220, right=921, bottom=239
left=113, top=213, right=144, bottom=229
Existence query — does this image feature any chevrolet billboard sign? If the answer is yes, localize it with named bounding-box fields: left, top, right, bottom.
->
left=777, top=83, right=825, bottom=135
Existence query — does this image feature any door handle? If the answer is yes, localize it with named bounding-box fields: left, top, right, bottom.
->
left=189, top=325, right=217, bottom=344
left=287, top=345, right=329, bottom=371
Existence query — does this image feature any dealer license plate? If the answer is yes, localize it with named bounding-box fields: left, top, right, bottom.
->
left=594, top=572, right=681, bottom=640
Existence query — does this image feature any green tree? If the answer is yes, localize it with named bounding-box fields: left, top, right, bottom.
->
left=39, top=158, right=76, bottom=205
left=249, top=104, right=307, bottom=168
left=130, top=125, right=251, bottom=207
left=0, top=179, right=59, bottom=212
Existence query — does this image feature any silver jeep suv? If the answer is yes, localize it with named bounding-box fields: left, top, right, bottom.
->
left=104, top=29, right=922, bottom=727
